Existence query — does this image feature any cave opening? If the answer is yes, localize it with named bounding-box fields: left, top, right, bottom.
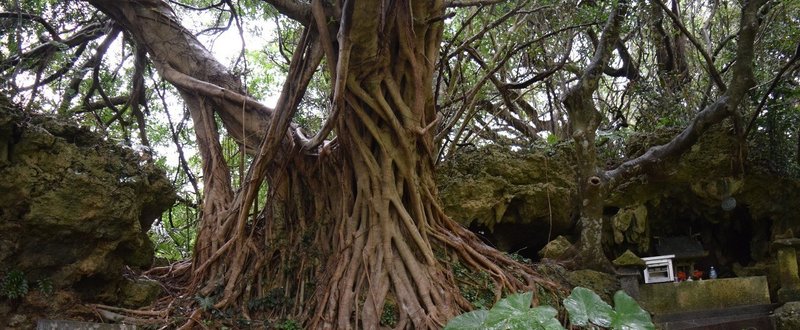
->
left=646, top=197, right=769, bottom=278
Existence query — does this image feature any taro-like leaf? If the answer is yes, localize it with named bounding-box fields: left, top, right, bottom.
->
left=484, top=292, right=533, bottom=329
left=444, top=309, right=489, bottom=330
left=501, top=305, right=563, bottom=330
left=563, top=286, right=613, bottom=327
left=610, top=290, right=655, bottom=330
left=522, top=306, right=566, bottom=330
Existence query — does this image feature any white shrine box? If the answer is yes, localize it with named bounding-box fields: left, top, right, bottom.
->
left=642, top=255, right=675, bottom=284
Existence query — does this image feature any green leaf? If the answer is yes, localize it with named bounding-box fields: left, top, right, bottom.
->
left=485, top=292, right=533, bottom=328
left=444, top=310, right=489, bottom=330
left=523, top=306, right=566, bottom=330
left=563, top=286, right=613, bottom=327
left=546, top=133, right=559, bottom=145
left=610, top=290, right=655, bottom=330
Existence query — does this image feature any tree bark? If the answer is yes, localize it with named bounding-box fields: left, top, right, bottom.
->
left=85, top=0, right=565, bottom=328
left=561, top=1, right=628, bottom=271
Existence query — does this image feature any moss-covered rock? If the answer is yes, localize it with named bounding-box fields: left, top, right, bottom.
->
left=437, top=144, right=577, bottom=253
left=613, top=250, right=646, bottom=268
left=566, top=269, right=619, bottom=303
left=119, top=278, right=162, bottom=307
left=0, top=96, right=175, bottom=304
left=538, top=235, right=573, bottom=260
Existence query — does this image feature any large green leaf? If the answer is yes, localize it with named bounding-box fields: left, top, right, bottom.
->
left=484, top=292, right=533, bottom=328
left=610, top=291, right=655, bottom=330
left=523, top=306, right=566, bottom=330
left=444, top=310, right=489, bottom=330
left=563, top=287, right=613, bottom=327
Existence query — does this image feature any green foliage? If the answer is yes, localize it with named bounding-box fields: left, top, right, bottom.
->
left=508, top=252, right=532, bottom=264
left=563, top=287, right=613, bottom=327
left=445, top=287, right=654, bottom=330
left=748, top=85, right=800, bottom=178
left=609, top=291, right=655, bottom=330
left=380, top=301, right=398, bottom=327
left=151, top=199, right=199, bottom=261
left=546, top=133, right=559, bottom=146
left=1, top=269, right=29, bottom=299
left=36, top=278, right=54, bottom=296
left=563, top=287, right=654, bottom=330
left=445, top=292, right=562, bottom=330
left=452, top=261, right=494, bottom=309
left=195, top=294, right=216, bottom=311
left=273, top=319, right=300, bottom=330
left=444, top=310, right=489, bottom=330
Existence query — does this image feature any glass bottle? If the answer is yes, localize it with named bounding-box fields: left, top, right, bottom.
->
left=709, top=266, right=718, bottom=279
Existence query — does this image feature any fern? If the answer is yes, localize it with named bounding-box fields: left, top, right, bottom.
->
left=1, top=270, right=29, bottom=299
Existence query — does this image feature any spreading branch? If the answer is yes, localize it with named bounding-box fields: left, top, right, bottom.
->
left=606, top=0, right=767, bottom=185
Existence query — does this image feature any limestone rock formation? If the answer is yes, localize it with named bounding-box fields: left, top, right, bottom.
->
left=437, top=144, right=577, bottom=256
left=438, top=127, right=800, bottom=270
left=0, top=95, right=175, bottom=305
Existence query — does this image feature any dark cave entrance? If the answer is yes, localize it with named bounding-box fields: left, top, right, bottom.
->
left=644, top=197, right=771, bottom=278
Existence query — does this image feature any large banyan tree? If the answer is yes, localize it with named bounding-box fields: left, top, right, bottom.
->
left=2, top=0, right=799, bottom=327
left=3, top=0, right=561, bottom=327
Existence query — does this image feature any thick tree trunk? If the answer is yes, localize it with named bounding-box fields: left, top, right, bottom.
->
left=307, top=2, right=548, bottom=327
left=561, top=2, right=627, bottom=272
left=87, top=0, right=565, bottom=328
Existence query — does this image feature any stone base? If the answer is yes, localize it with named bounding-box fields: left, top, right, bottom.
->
left=639, top=276, right=771, bottom=314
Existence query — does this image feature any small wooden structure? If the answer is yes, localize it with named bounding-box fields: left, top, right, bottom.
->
left=642, top=254, right=676, bottom=284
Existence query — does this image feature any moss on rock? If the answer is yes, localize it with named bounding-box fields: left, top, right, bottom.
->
left=0, top=96, right=175, bottom=304
left=566, top=269, right=619, bottom=303
left=538, top=236, right=573, bottom=260
left=119, top=278, right=162, bottom=308
left=613, top=250, right=646, bottom=268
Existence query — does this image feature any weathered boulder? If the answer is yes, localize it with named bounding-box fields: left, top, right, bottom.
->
left=118, top=278, right=163, bottom=308
left=538, top=235, right=573, bottom=260
left=0, top=95, right=175, bottom=304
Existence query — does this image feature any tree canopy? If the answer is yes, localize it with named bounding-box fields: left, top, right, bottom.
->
left=1, top=0, right=798, bottom=327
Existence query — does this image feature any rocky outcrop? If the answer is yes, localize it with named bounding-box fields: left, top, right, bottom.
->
left=0, top=95, right=175, bottom=305
left=437, top=144, right=577, bottom=255
left=437, top=127, right=800, bottom=267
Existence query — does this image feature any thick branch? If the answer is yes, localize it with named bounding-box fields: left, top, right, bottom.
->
left=606, top=0, right=766, bottom=185
left=87, top=0, right=276, bottom=152
left=602, top=40, right=639, bottom=80
left=261, top=0, right=312, bottom=26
